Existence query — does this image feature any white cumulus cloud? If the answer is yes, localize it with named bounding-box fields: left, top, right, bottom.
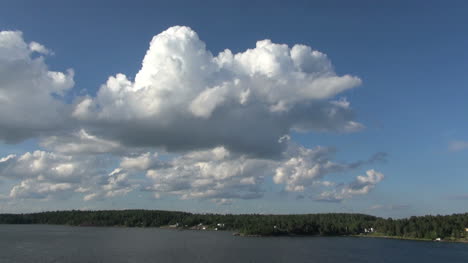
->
left=0, top=151, right=109, bottom=200
left=73, top=26, right=362, bottom=157
left=144, top=146, right=274, bottom=203
left=0, top=31, right=74, bottom=142
left=0, top=27, right=385, bottom=207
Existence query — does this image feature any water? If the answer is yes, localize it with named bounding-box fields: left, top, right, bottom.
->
left=1, top=225, right=467, bottom=263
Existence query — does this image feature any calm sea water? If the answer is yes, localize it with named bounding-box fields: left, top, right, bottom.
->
left=1, top=225, right=467, bottom=263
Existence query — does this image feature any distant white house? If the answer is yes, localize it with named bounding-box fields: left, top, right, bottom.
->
left=217, top=223, right=225, bottom=228
left=435, top=238, right=442, bottom=242
left=169, top=223, right=179, bottom=228
left=364, top=228, right=375, bottom=233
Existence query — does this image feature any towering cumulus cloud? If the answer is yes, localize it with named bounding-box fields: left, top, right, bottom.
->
left=0, top=26, right=385, bottom=208
left=0, top=31, right=74, bottom=142
left=74, top=26, right=362, bottom=157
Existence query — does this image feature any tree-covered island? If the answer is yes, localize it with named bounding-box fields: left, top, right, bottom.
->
left=1, top=210, right=467, bottom=242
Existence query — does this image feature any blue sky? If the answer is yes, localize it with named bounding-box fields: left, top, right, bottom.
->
left=0, top=0, right=467, bottom=217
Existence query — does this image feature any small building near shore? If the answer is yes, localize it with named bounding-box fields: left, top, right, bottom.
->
left=168, top=223, right=180, bottom=228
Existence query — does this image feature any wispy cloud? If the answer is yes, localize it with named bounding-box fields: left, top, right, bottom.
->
left=447, top=194, right=468, bottom=200
left=369, top=204, right=411, bottom=211
left=449, top=140, right=468, bottom=152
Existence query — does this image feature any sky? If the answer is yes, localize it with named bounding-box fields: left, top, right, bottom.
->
left=0, top=0, right=467, bottom=218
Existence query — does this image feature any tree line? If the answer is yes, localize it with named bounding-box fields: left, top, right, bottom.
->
left=0, top=210, right=467, bottom=239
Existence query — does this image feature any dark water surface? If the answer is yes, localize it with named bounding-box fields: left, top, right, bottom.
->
left=1, top=225, right=467, bottom=263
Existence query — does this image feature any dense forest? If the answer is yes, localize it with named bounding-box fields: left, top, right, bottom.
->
left=1, top=210, right=467, bottom=241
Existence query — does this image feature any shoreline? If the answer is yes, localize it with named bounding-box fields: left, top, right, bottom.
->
left=351, top=234, right=468, bottom=244
left=232, top=231, right=468, bottom=244
left=2, top=210, right=468, bottom=244
left=2, top=223, right=468, bottom=244
left=229, top=231, right=468, bottom=244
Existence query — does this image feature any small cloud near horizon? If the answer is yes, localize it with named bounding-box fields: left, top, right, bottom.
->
left=448, top=140, right=468, bottom=152
left=369, top=204, right=411, bottom=211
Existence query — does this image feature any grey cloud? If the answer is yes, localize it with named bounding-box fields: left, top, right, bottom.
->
left=39, top=129, right=123, bottom=155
